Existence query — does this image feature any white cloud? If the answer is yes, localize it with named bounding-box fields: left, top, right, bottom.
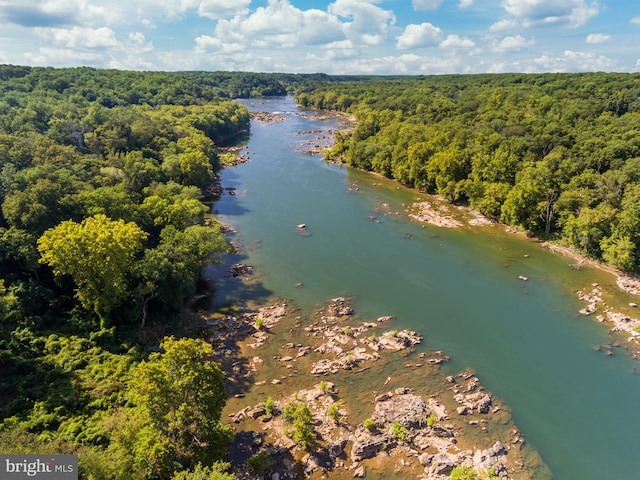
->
left=241, top=0, right=301, bottom=36
left=396, top=22, right=443, bottom=49
left=195, top=0, right=348, bottom=55
left=412, top=0, right=444, bottom=11
left=35, top=26, right=118, bottom=50
left=0, top=0, right=250, bottom=29
left=631, top=16, right=640, bottom=25
left=585, top=33, right=610, bottom=44
left=108, top=55, right=156, bottom=71
left=196, top=0, right=251, bottom=20
left=298, top=9, right=346, bottom=45
left=489, top=19, right=519, bottom=32
left=307, top=42, right=361, bottom=62
left=127, top=32, right=154, bottom=54
left=501, top=0, right=601, bottom=28
left=492, top=35, right=535, bottom=52
left=194, top=35, right=242, bottom=54
left=0, top=0, right=80, bottom=27
left=533, top=49, right=617, bottom=72
left=313, top=52, right=470, bottom=75
left=329, top=0, right=396, bottom=45
left=459, top=0, right=475, bottom=8
left=23, top=46, right=106, bottom=67
left=440, top=34, right=475, bottom=48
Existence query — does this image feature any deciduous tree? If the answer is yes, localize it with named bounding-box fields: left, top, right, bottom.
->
left=37, top=214, right=147, bottom=326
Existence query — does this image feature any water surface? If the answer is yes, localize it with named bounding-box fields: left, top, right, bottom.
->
left=210, top=96, right=640, bottom=480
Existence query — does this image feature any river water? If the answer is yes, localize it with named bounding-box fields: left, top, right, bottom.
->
left=209, top=96, right=640, bottom=480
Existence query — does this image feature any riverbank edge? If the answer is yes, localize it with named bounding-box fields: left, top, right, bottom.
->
left=304, top=102, right=640, bottom=352
left=207, top=106, right=546, bottom=479
left=206, top=296, right=546, bottom=480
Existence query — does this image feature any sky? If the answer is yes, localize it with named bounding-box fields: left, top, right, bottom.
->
left=0, top=0, right=639, bottom=75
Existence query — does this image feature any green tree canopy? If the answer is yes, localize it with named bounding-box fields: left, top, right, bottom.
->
left=37, top=214, right=147, bottom=325
left=128, top=337, right=232, bottom=466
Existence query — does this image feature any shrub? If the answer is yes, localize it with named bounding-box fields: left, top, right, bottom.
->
left=391, top=422, right=408, bottom=442
left=254, top=318, right=264, bottom=330
left=282, top=401, right=316, bottom=450
left=246, top=452, right=273, bottom=476
left=327, top=403, right=340, bottom=423
left=264, top=396, right=275, bottom=416
left=450, top=465, right=478, bottom=480
left=486, top=467, right=500, bottom=480
left=427, top=414, right=438, bottom=427
left=363, top=418, right=376, bottom=431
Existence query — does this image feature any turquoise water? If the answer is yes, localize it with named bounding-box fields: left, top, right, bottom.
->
left=210, top=97, right=640, bottom=479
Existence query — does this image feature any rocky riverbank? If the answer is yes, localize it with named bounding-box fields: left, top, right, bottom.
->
left=405, top=194, right=640, bottom=357
left=203, top=296, right=545, bottom=479
left=408, top=197, right=493, bottom=229
left=577, top=284, right=640, bottom=356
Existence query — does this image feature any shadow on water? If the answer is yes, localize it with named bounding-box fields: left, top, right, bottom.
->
left=211, top=169, right=251, bottom=217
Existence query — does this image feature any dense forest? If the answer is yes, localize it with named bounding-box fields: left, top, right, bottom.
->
left=0, top=66, right=258, bottom=479
left=2, top=65, right=640, bottom=479
left=296, top=73, right=640, bottom=273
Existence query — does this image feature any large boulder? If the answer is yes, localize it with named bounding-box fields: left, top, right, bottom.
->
left=350, top=431, right=394, bottom=462
left=372, top=393, right=430, bottom=428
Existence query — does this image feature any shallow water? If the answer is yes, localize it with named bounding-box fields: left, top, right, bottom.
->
left=209, top=96, right=640, bottom=480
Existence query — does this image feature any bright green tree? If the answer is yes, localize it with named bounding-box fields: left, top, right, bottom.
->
left=450, top=465, right=479, bottom=480
left=128, top=337, right=232, bottom=466
left=37, top=213, right=147, bottom=326
left=171, top=462, right=235, bottom=480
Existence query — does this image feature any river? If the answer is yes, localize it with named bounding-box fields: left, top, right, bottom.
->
left=208, top=96, right=640, bottom=480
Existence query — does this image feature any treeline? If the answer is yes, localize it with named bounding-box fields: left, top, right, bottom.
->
left=296, top=73, right=640, bottom=272
left=0, top=65, right=251, bottom=478
left=0, top=65, right=343, bottom=105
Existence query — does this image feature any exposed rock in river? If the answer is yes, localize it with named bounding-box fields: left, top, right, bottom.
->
left=577, top=285, right=640, bottom=344
left=211, top=296, right=544, bottom=479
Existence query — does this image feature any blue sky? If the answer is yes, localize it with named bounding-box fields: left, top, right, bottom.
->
left=0, top=0, right=638, bottom=74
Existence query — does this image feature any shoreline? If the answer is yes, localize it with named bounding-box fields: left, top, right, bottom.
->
left=209, top=102, right=628, bottom=479
left=205, top=296, right=546, bottom=479
left=209, top=127, right=544, bottom=477
left=307, top=101, right=640, bottom=305
left=403, top=192, right=640, bottom=353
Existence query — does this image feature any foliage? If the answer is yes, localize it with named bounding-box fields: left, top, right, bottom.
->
left=0, top=66, right=251, bottom=480
left=282, top=401, right=317, bottom=450
left=485, top=467, right=500, bottom=480
left=297, top=72, right=640, bottom=272
left=363, top=418, right=376, bottom=431
left=264, top=396, right=275, bottom=416
left=245, top=452, right=274, bottom=476
left=254, top=317, right=264, bottom=330
left=37, top=214, right=147, bottom=325
left=391, top=421, right=408, bottom=442
left=327, top=402, right=341, bottom=423
left=171, top=462, right=235, bottom=480
left=450, top=465, right=479, bottom=480
left=128, top=337, right=232, bottom=466
left=427, top=414, right=439, bottom=427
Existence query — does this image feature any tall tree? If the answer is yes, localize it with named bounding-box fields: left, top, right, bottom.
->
left=128, top=337, right=232, bottom=466
left=37, top=214, right=147, bottom=327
